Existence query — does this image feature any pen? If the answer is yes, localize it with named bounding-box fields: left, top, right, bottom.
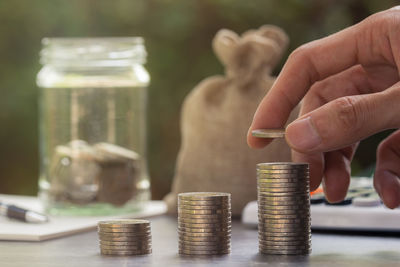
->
left=0, top=202, right=49, bottom=223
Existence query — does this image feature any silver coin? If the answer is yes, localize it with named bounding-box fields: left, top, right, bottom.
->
left=258, top=222, right=310, bottom=230
left=178, top=217, right=232, bottom=225
left=258, top=194, right=310, bottom=201
left=179, top=231, right=231, bottom=238
left=179, top=243, right=231, bottom=251
left=258, top=237, right=311, bottom=244
left=258, top=204, right=309, bottom=210
left=259, top=226, right=310, bottom=233
left=251, top=129, right=285, bottom=138
left=257, top=178, right=308, bottom=183
left=259, top=234, right=311, bottom=241
left=178, top=204, right=231, bottom=210
left=178, top=212, right=232, bottom=220
left=257, top=163, right=308, bottom=169
left=258, top=200, right=310, bottom=207
left=259, top=243, right=310, bottom=250
left=258, top=201, right=310, bottom=207
left=258, top=209, right=309, bottom=216
left=100, top=244, right=151, bottom=250
left=258, top=185, right=309, bottom=192
left=179, top=235, right=231, bottom=242
left=178, top=192, right=230, bottom=201
left=259, top=248, right=311, bottom=255
left=258, top=239, right=311, bottom=246
left=258, top=212, right=309, bottom=219
left=258, top=192, right=310, bottom=198
left=257, top=170, right=309, bottom=175
left=100, top=249, right=152, bottom=256
left=178, top=214, right=231, bottom=220
left=258, top=231, right=310, bottom=237
left=259, top=239, right=311, bottom=246
left=178, top=227, right=231, bottom=233
left=258, top=188, right=309, bottom=194
left=98, top=228, right=151, bottom=234
left=98, top=219, right=150, bottom=227
left=179, top=249, right=230, bottom=255
left=258, top=183, right=309, bottom=189
left=178, top=218, right=232, bottom=225
left=258, top=217, right=310, bottom=224
left=178, top=240, right=229, bottom=246
left=178, top=199, right=230, bottom=204
left=178, top=221, right=231, bottom=228
left=98, top=232, right=151, bottom=238
left=257, top=177, right=308, bottom=183
left=178, top=209, right=230, bottom=215
left=258, top=172, right=308, bottom=178
left=100, top=240, right=151, bottom=246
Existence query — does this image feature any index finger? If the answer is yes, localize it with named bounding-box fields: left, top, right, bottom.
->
left=247, top=10, right=394, bottom=148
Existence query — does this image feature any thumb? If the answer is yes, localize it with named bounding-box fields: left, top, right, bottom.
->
left=285, top=82, right=400, bottom=153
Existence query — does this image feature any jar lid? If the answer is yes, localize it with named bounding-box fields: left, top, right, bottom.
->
left=40, top=37, right=146, bottom=67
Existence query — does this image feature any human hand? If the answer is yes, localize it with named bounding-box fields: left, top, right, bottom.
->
left=247, top=7, right=400, bottom=208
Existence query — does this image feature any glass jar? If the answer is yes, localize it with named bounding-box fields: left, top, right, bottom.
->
left=37, top=37, right=151, bottom=215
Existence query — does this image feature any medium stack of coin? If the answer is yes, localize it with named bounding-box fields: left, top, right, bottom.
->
left=98, top=219, right=152, bottom=256
left=178, top=192, right=231, bottom=255
left=257, top=162, right=311, bottom=255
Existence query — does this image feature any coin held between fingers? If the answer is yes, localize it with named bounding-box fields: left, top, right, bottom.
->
left=252, top=129, right=285, bottom=139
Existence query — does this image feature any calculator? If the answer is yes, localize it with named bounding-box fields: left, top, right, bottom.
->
left=242, top=177, right=400, bottom=232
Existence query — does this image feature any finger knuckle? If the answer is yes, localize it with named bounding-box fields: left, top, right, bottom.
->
left=288, top=43, right=314, bottom=67
left=333, top=96, right=363, bottom=131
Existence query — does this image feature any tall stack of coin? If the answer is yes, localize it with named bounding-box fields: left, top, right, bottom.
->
left=98, top=219, right=152, bottom=256
left=257, top=162, right=311, bottom=255
left=178, top=192, right=231, bottom=255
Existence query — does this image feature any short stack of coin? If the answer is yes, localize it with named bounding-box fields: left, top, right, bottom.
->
left=98, top=219, right=152, bottom=256
left=178, top=192, right=231, bottom=255
left=257, top=162, right=311, bottom=255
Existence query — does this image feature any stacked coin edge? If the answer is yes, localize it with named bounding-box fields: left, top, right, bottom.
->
left=178, top=192, right=232, bottom=255
left=98, top=219, right=152, bottom=256
left=257, top=162, right=311, bottom=255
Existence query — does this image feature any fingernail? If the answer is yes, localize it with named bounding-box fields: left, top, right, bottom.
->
left=287, top=117, right=321, bottom=151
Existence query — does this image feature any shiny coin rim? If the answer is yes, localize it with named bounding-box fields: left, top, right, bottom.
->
left=179, top=246, right=231, bottom=251
left=179, top=235, right=231, bottom=242
left=178, top=218, right=231, bottom=224
left=178, top=227, right=231, bottom=233
left=178, top=213, right=232, bottom=220
left=251, top=129, right=285, bottom=138
left=179, top=231, right=232, bottom=237
left=98, top=219, right=150, bottom=227
left=178, top=240, right=230, bottom=246
left=257, top=162, right=308, bottom=169
left=178, top=222, right=231, bottom=228
left=100, top=240, right=151, bottom=246
left=178, top=192, right=231, bottom=200
left=179, top=249, right=230, bottom=255
left=178, top=204, right=232, bottom=210
left=100, top=244, right=151, bottom=250
left=178, top=209, right=231, bottom=215
left=257, top=170, right=308, bottom=175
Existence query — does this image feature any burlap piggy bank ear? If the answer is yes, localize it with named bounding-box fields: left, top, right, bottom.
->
left=212, top=29, right=240, bottom=68
left=212, top=26, right=288, bottom=80
left=251, top=25, right=289, bottom=68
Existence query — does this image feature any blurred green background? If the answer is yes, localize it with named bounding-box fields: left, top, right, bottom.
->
left=0, top=0, right=398, bottom=199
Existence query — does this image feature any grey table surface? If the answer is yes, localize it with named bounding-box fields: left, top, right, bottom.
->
left=1, top=215, right=400, bottom=267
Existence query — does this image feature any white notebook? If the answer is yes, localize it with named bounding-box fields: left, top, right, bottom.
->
left=0, top=194, right=167, bottom=241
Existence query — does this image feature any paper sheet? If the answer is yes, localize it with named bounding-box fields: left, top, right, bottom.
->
left=0, top=194, right=167, bottom=241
